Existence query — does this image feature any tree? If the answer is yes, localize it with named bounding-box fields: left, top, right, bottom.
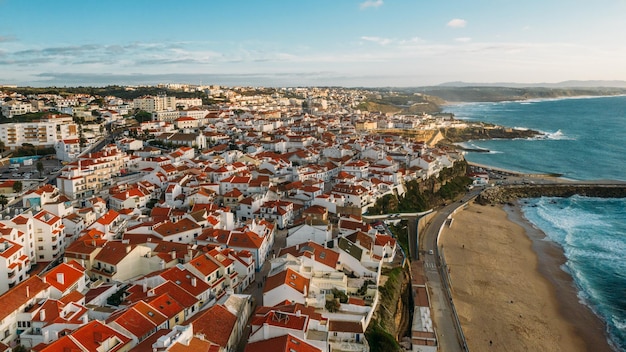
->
left=36, top=160, right=44, bottom=178
left=0, top=195, right=7, bottom=210
left=12, top=180, right=22, bottom=193
left=134, top=110, right=152, bottom=123
left=0, top=140, right=5, bottom=153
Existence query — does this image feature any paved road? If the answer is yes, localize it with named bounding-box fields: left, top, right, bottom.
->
left=419, top=188, right=483, bottom=352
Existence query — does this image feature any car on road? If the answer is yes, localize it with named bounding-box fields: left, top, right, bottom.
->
left=12, top=173, right=20, bottom=177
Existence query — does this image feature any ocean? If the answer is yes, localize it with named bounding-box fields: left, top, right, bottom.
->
left=444, top=96, right=626, bottom=351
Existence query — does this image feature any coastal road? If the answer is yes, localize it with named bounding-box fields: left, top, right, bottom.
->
left=420, top=189, right=483, bottom=352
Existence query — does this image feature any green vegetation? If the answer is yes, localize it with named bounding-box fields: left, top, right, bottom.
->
left=12, top=181, right=22, bottom=193
left=366, top=323, right=401, bottom=352
left=36, top=160, right=44, bottom=177
left=13, top=144, right=55, bottom=157
left=0, top=111, right=48, bottom=124
left=366, top=266, right=406, bottom=352
left=368, top=160, right=470, bottom=215
left=331, top=288, right=349, bottom=303
left=107, top=287, right=127, bottom=306
left=134, top=110, right=153, bottom=123
left=0, top=195, right=8, bottom=210
left=417, top=86, right=626, bottom=103
left=387, top=221, right=409, bottom=256
left=356, top=91, right=444, bottom=114
left=438, top=175, right=472, bottom=199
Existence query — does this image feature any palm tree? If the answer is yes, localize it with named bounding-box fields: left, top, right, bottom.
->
left=36, top=160, right=44, bottom=178
left=12, top=180, right=22, bottom=194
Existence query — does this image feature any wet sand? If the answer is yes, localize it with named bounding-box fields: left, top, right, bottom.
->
left=439, top=202, right=612, bottom=352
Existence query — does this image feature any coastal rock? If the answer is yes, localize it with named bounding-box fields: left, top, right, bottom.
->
left=477, top=184, right=626, bottom=205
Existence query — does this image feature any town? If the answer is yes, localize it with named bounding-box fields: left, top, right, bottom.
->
left=0, top=84, right=479, bottom=352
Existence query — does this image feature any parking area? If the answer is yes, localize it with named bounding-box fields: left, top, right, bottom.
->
left=0, top=156, right=63, bottom=180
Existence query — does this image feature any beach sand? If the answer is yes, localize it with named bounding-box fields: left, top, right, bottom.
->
left=439, top=202, right=612, bottom=352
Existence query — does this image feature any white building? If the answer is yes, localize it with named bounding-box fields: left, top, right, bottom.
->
left=0, top=121, right=79, bottom=150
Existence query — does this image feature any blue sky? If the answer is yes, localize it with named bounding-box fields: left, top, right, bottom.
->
left=1, top=0, right=626, bottom=87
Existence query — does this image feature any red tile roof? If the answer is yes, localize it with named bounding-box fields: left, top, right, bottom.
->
left=186, top=304, right=237, bottom=347
left=0, top=276, right=49, bottom=320
left=278, top=241, right=339, bottom=269
left=264, top=268, right=310, bottom=295
left=43, top=262, right=85, bottom=293
left=245, top=333, right=322, bottom=352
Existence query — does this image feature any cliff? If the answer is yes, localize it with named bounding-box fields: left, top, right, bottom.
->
left=366, top=266, right=412, bottom=352
left=438, top=125, right=541, bottom=145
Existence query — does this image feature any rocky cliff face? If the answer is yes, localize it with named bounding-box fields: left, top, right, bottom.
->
left=477, top=185, right=626, bottom=205
left=440, top=126, right=541, bottom=144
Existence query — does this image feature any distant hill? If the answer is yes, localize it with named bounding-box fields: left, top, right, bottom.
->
left=356, top=91, right=446, bottom=114
left=437, top=80, right=626, bottom=88
left=410, top=86, right=626, bottom=103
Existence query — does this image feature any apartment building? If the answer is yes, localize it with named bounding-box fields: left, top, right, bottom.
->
left=54, top=138, right=82, bottom=162
left=0, top=237, right=30, bottom=295
left=1, top=100, right=33, bottom=117
left=0, top=122, right=79, bottom=149
left=133, top=95, right=176, bottom=112
left=56, top=145, right=129, bottom=199
left=32, top=210, right=65, bottom=263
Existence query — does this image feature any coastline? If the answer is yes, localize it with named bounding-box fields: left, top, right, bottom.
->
left=439, top=202, right=612, bottom=351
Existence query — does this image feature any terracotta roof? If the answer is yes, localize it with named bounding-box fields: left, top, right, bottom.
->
left=93, top=242, right=135, bottom=265
left=96, top=209, right=120, bottom=226
left=152, top=281, right=199, bottom=309
left=63, top=320, right=131, bottom=351
left=153, top=218, right=201, bottom=237
left=144, top=293, right=184, bottom=320
left=328, top=320, right=364, bottom=333
left=278, top=241, right=339, bottom=269
left=106, top=302, right=161, bottom=338
left=186, top=304, right=237, bottom=347
left=264, top=268, right=310, bottom=295
left=42, top=262, right=85, bottom=293
left=158, top=265, right=210, bottom=297
left=245, top=333, right=322, bottom=352
left=188, top=253, right=220, bottom=276
left=251, top=310, right=309, bottom=332
left=0, top=276, right=50, bottom=321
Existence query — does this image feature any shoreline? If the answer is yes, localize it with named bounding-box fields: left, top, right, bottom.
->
left=439, top=202, right=612, bottom=351
left=505, top=202, right=614, bottom=351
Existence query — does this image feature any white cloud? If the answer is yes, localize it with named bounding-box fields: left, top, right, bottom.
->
left=361, top=36, right=392, bottom=45
left=447, top=18, right=467, bottom=28
left=360, top=0, right=383, bottom=10
left=455, top=37, right=472, bottom=43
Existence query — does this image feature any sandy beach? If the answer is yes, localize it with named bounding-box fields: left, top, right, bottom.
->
left=439, top=202, right=612, bottom=352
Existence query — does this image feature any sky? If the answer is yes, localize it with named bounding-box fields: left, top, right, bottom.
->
left=1, top=0, right=626, bottom=87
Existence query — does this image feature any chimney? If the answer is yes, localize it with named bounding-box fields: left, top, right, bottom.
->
left=296, top=310, right=301, bottom=317
left=39, top=309, right=46, bottom=321
left=26, top=286, right=30, bottom=298
left=171, top=250, right=176, bottom=260
left=125, top=191, right=129, bottom=198
left=143, top=278, right=148, bottom=293
left=57, top=272, right=65, bottom=285
left=191, top=277, right=197, bottom=287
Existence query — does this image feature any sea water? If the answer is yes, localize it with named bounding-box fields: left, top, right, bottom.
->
left=445, top=96, right=626, bottom=350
